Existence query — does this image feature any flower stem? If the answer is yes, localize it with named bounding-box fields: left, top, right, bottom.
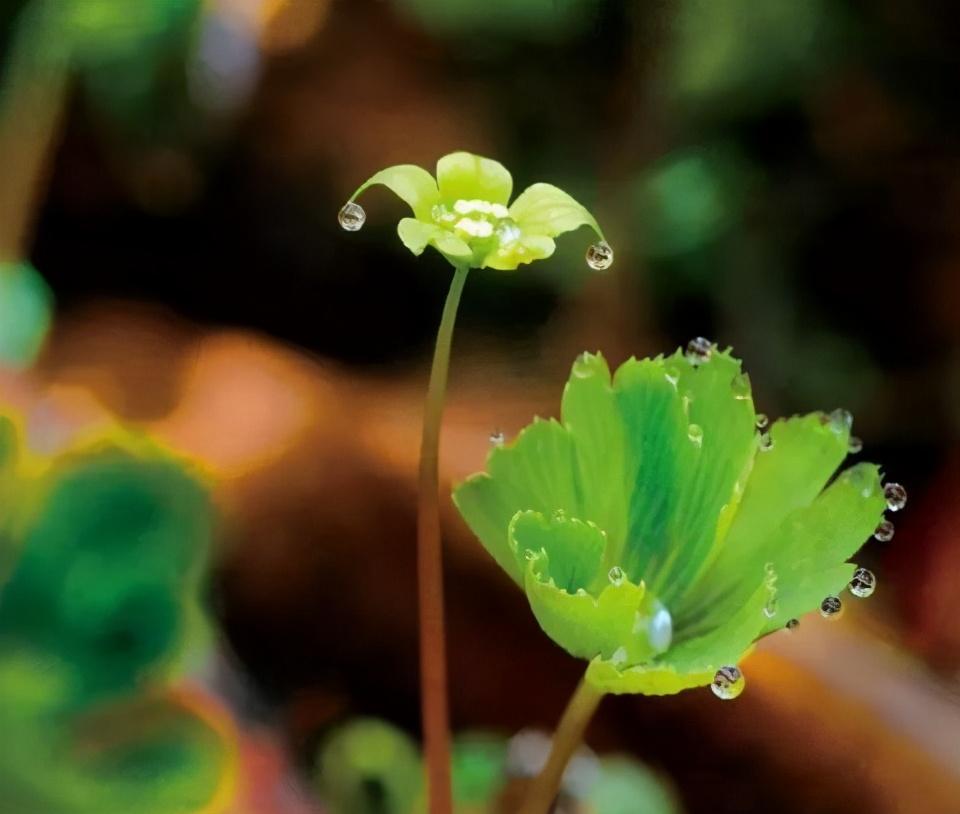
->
left=520, top=675, right=605, bottom=814
left=418, top=263, right=469, bottom=814
left=0, top=13, right=70, bottom=262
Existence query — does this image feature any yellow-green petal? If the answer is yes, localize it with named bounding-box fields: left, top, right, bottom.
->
left=508, top=183, right=603, bottom=240
left=397, top=218, right=472, bottom=262
left=480, top=234, right=555, bottom=271
left=436, top=151, right=513, bottom=205
left=352, top=165, right=440, bottom=221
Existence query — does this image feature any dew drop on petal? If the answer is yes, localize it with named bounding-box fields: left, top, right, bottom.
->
left=755, top=413, right=769, bottom=430
left=711, top=666, right=744, bottom=700
left=338, top=201, right=365, bottom=231
left=731, top=372, right=752, bottom=400
left=786, top=618, right=800, bottom=631
left=523, top=549, right=537, bottom=562
left=489, top=429, right=505, bottom=446
left=759, top=433, right=774, bottom=452
left=585, top=241, right=614, bottom=271
left=848, top=436, right=863, bottom=454
left=819, top=595, right=843, bottom=618
left=608, top=566, right=625, bottom=586
left=829, top=408, right=853, bottom=435
left=884, top=482, right=907, bottom=512
left=688, top=423, right=704, bottom=447
left=874, top=519, right=895, bottom=542
left=849, top=567, right=876, bottom=598
left=763, top=596, right=779, bottom=619
left=685, top=336, right=713, bottom=365
left=647, top=603, right=673, bottom=653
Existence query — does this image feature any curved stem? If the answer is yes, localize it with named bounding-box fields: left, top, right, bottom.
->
left=418, top=264, right=469, bottom=814
left=520, top=675, right=605, bottom=814
left=0, top=14, right=70, bottom=262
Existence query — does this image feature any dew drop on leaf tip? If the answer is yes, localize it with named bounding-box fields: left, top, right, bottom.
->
left=685, top=336, right=712, bottom=365
left=874, top=519, right=894, bottom=542
left=819, top=595, right=843, bottom=618
left=849, top=567, right=876, bottom=598
left=585, top=241, right=614, bottom=270
left=338, top=201, right=366, bottom=231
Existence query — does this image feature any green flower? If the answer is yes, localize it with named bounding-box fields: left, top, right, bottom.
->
left=341, top=151, right=612, bottom=271
left=453, top=343, right=893, bottom=696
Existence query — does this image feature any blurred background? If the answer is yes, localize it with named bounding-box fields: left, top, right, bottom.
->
left=2, top=0, right=960, bottom=812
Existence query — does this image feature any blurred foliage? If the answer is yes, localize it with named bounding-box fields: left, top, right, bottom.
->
left=0, top=261, right=52, bottom=369
left=0, top=412, right=232, bottom=813
left=314, top=718, right=680, bottom=813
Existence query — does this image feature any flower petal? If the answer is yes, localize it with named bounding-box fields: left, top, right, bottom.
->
left=508, top=183, right=604, bottom=240
left=480, top=234, right=556, bottom=271
left=351, top=164, right=440, bottom=221
left=436, top=152, right=513, bottom=205
left=453, top=418, right=582, bottom=585
left=397, top=218, right=472, bottom=262
left=512, top=511, right=670, bottom=665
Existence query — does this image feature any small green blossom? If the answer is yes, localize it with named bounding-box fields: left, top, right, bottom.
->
left=343, top=151, right=610, bottom=271
left=453, top=345, right=888, bottom=696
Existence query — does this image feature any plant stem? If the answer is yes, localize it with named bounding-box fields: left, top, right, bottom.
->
left=418, top=263, right=469, bottom=814
left=520, top=675, right=605, bottom=814
left=0, top=12, right=70, bottom=262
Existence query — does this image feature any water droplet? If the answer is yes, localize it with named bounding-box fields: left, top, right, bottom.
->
left=338, top=201, right=365, bottom=231
left=755, top=413, right=769, bottom=430
left=664, top=365, right=681, bottom=387
left=523, top=549, right=537, bottom=562
left=829, top=408, right=853, bottom=435
left=731, top=372, right=752, bottom=400
left=819, top=595, right=843, bottom=618
left=646, top=603, right=673, bottom=653
left=611, top=646, right=628, bottom=667
left=688, top=423, right=704, bottom=447
left=711, top=666, right=745, bottom=700
left=685, top=336, right=713, bottom=365
left=786, top=618, right=800, bottom=631
left=552, top=508, right=567, bottom=521
left=848, top=436, right=863, bottom=454
left=489, top=429, right=505, bottom=446
left=585, top=241, right=614, bottom=271
left=884, top=482, right=907, bottom=512
left=763, top=596, right=779, bottom=619
left=874, top=519, right=895, bottom=542
left=849, top=567, right=876, bottom=598
left=764, top=562, right=776, bottom=580
left=759, top=433, right=774, bottom=452
left=608, top=566, right=625, bottom=586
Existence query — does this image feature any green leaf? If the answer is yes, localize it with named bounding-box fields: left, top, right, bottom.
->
left=451, top=732, right=507, bottom=807
left=510, top=510, right=605, bottom=592
left=508, top=183, right=604, bottom=240
left=0, top=262, right=53, bottom=369
left=352, top=165, right=441, bottom=222
left=586, top=755, right=681, bottom=814
left=453, top=418, right=582, bottom=585
left=315, top=719, right=422, bottom=814
left=436, top=151, right=512, bottom=205
left=397, top=218, right=472, bottom=261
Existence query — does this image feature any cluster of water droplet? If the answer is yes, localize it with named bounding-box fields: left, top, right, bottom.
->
left=711, top=665, right=745, bottom=700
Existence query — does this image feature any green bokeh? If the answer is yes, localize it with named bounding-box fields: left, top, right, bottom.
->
left=0, top=261, right=53, bottom=369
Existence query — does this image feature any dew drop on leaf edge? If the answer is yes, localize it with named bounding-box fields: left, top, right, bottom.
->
left=819, top=595, right=843, bottom=618
left=338, top=201, right=365, bottom=231
left=608, top=566, right=625, bottom=586
left=685, top=336, right=712, bottom=365
left=489, top=429, right=505, bottom=446
left=786, top=618, right=800, bottom=631
left=849, top=567, right=876, bottom=598
left=711, top=666, right=744, bottom=700
left=874, top=519, right=895, bottom=542
left=755, top=413, right=769, bottom=430
left=884, top=482, right=907, bottom=512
